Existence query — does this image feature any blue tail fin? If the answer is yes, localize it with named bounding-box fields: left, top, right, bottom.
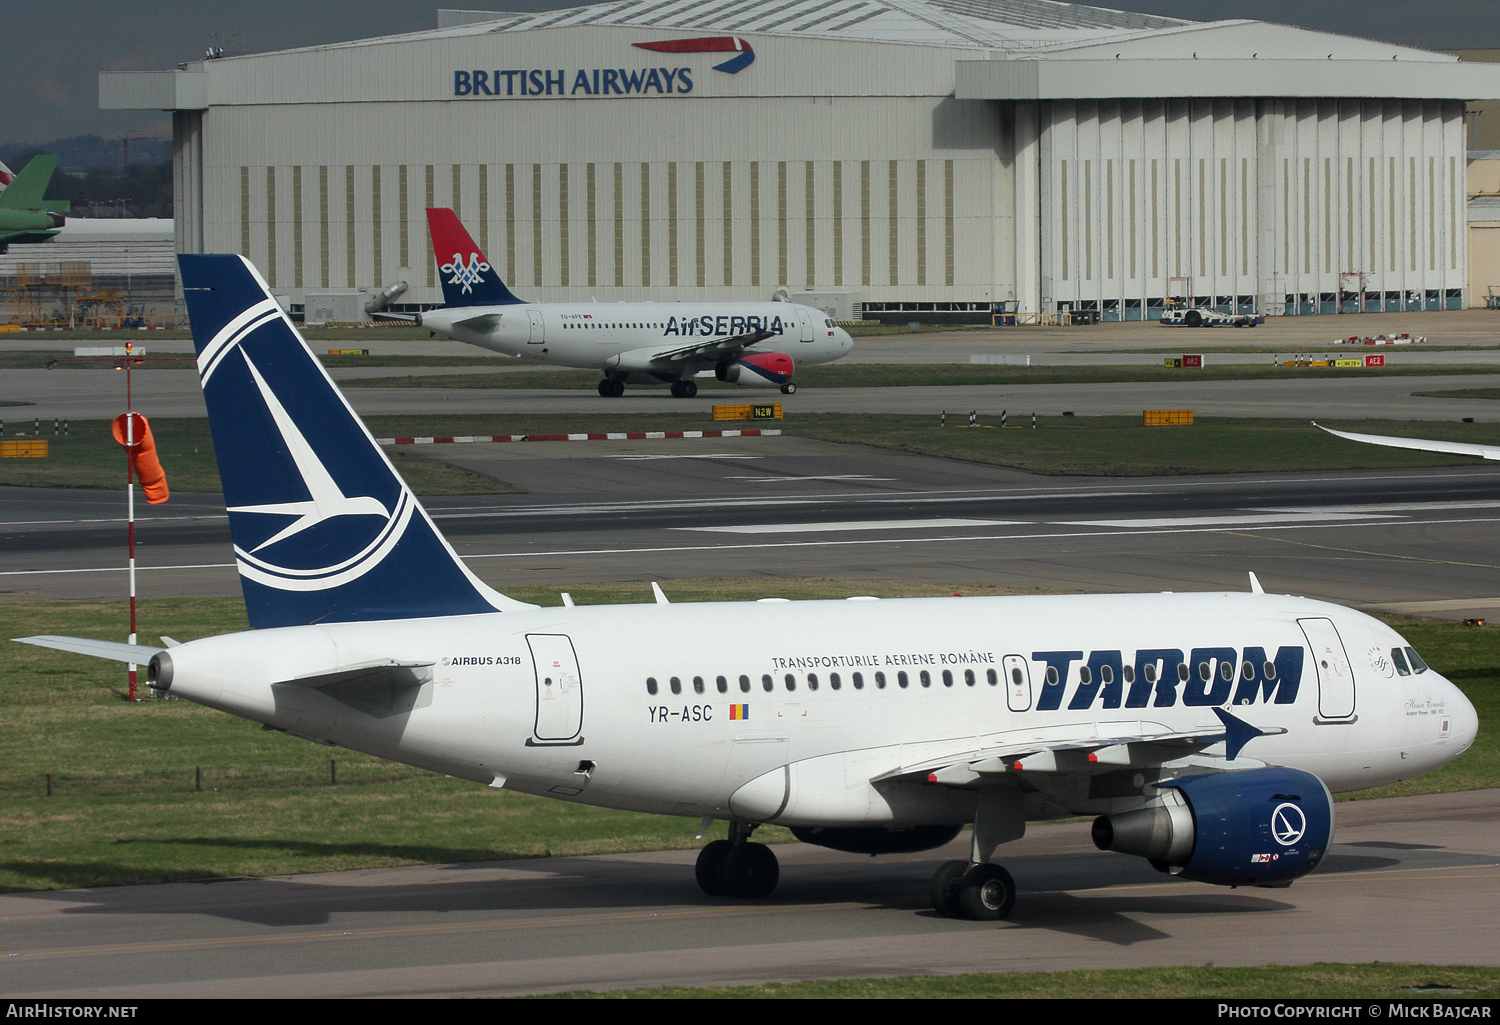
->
left=179, top=254, right=535, bottom=629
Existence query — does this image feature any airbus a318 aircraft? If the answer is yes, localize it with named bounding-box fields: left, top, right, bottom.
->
left=17, top=254, right=1478, bottom=919
left=402, top=208, right=852, bottom=397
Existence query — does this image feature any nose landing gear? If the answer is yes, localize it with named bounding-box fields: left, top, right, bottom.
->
left=695, top=821, right=779, bottom=899
left=597, top=377, right=626, bottom=397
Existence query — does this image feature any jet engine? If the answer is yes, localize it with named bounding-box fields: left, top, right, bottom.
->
left=790, top=824, right=963, bottom=855
left=716, top=351, right=793, bottom=388
left=1091, top=766, right=1334, bottom=887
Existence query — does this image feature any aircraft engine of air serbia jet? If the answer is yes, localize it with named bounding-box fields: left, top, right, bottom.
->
left=15, top=254, right=1478, bottom=920
left=406, top=208, right=852, bottom=397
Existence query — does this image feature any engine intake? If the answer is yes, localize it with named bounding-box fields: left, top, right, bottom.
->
left=1092, top=766, right=1334, bottom=887
left=716, top=351, right=793, bottom=387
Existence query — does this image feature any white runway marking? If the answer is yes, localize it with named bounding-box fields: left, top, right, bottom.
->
left=1058, top=511, right=1403, bottom=528
left=723, top=474, right=898, bottom=482
left=680, top=518, right=1021, bottom=534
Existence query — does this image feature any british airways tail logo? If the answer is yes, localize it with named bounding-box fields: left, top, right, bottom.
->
left=635, top=36, right=755, bottom=74
left=441, top=252, right=491, bottom=295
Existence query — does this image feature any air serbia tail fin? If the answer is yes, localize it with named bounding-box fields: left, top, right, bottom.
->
left=426, top=207, right=524, bottom=308
left=178, top=254, right=536, bottom=629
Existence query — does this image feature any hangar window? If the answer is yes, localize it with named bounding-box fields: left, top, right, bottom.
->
left=898, top=671, right=909, bottom=688
left=830, top=673, right=841, bottom=690
left=1391, top=648, right=1411, bottom=676
left=739, top=674, right=751, bottom=693
left=646, top=677, right=658, bottom=695
left=807, top=673, right=819, bottom=691
left=716, top=675, right=728, bottom=694
left=670, top=676, right=682, bottom=695
left=920, top=670, right=931, bottom=687
left=852, top=672, right=864, bottom=689
left=762, top=674, right=774, bottom=692
left=785, top=674, right=796, bottom=691
left=693, top=676, right=705, bottom=694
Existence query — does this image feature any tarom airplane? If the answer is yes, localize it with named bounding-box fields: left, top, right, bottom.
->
left=0, top=155, right=69, bottom=253
left=16, top=255, right=1479, bottom=920
left=394, top=208, right=852, bottom=398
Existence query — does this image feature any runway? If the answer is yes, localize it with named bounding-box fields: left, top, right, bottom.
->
left=1, top=789, right=1495, bottom=997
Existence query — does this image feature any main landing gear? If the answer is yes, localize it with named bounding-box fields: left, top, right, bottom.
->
left=596, top=377, right=626, bottom=397
left=670, top=379, right=698, bottom=398
left=696, top=821, right=779, bottom=899
left=929, top=860, right=1016, bottom=921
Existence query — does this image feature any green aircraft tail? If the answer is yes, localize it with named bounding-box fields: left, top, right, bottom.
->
left=0, top=155, right=69, bottom=213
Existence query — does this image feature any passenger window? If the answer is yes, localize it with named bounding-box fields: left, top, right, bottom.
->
left=646, top=677, right=658, bottom=695
left=1197, top=662, right=1211, bottom=682
left=1010, top=667, right=1022, bottom=685
left=670, top=676, right=682, bottom=695
left=1263, top=661, right=1277, bottom=680
left=898, top=671, right=909, bottom=688
left=1143, top=664, right=1157, bottom=683
left=1122, top=664, right=1134, bottom=684
left=1220, top=661, right=1234, bottom=682
left=739, top=674, right=751, bottom=692
left=1391, top=648, right=1411, bottom=676
left=1078, top=666, right=1092, bottom=685
left=1177, top=663, right=1190, bottom=683
left=807, top=673, right=819, bottom=691
left=1405, top=647, right=1429, bottom=673
left=1241, top=661, right=1254, bottom=681
left=1045, top=666, right=1059, bottom=685
left=965, top=669, right=976, bottom=686
left=830, top=673, right=841, bottom=690
left=1100, top=665, right=1114, bottom=685
left=852, top=672, right=863, bottom=689
left=941, top=670, right=953, bottom=687
left=988, top=668, right=998, bottom=685
left=762, top=674, right=773, bottom=692
left=920, top=670, right=931, bottom=687
left=785, top=674, right=796, bottom=691
left=693, top=676, right=705, bottom=694
left=716, top=675, right=728, bottom=694
left=875, top=671, right=886, bottom=688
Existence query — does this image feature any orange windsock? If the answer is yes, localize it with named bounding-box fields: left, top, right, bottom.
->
left=112, top=412, right=169, bottom=504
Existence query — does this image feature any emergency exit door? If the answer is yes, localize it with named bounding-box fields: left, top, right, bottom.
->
left=1298, top=617, right=1355, bottom=720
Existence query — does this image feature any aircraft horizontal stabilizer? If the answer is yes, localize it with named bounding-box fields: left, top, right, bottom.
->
left=13, top=634, right=165, bottom=663
left=284, top=659, right=435, bottom=692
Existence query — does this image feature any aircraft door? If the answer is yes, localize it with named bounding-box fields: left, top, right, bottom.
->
left=1003, top=654, right=1032, bottom=712
left=526, top=634, right=583, bottom=743
left=527, top=307, right=545, bottom=344
left=796, top=308, right=814, bottom=342
left=1298, top=617, right=1355, bottom=719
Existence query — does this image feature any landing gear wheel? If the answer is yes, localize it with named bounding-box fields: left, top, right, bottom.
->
left=670, top=379, right=698, bottom=398
left=597, top=379, right=612, bottom=397
left=695, top=839, right=733, bottom=896
left=780, top=383, right=797, bottom=395
left=722, top=841, right=779, bottom=898
left=606, top=378, right=626, bottom=397
left=958, top=863, right=1016, bottom=921
left=929, top=859, right=968, bottom=918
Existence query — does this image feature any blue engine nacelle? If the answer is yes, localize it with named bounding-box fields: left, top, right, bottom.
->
left=1091, top=766, right=1334, bottom=887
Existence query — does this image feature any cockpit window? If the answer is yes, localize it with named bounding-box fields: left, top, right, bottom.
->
left=1390, top=648, right=1411, bottom=676
left=1405, top=647, right=1429, bottom=673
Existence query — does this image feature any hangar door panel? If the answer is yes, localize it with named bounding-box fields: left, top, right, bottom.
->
left=527, top=633, right=583, bottom=742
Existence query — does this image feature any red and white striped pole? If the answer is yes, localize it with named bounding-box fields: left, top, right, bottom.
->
left=125, top=343, right=137, bottom=702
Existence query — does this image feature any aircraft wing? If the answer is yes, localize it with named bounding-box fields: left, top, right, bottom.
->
left=873, top=708, right=1284, bottom=787
left=645, top=328, right=778, bottom=365
left=1315, top=422, right=1500, bottom=461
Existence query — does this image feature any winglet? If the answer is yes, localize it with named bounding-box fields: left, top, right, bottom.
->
left=1213, top=706, right=1267, bottom=760
left=1248, top=571, right=1264, bottom=595
left=651, top=582, right=670, bottom=605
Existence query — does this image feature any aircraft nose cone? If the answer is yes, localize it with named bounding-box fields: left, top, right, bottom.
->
left=1449, top=678, right=1479, bottom=756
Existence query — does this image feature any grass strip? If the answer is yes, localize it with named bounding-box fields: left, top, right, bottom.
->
left=6, top=415, right=1498, bottom=493
left=0, top=586, right=1493, bottom=892
left=538, top=963, right=1500, bottom=999
left=337, top=362, right=1500, bottom=390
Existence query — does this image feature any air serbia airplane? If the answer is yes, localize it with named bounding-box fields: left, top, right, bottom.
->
left=17, top=254, right=1478, bottom=920
left=409, top=208, right=852, bottom=397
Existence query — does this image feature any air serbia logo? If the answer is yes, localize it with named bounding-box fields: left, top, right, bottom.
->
left=635, top=36, right=755, bottom=74
left=441, top=251, right=491, bottom=295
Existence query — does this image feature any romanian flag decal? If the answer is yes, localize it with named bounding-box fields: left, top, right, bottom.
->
left=729, top=704, right=749, bottom=720
left=635, top=37, right=756, bottom=75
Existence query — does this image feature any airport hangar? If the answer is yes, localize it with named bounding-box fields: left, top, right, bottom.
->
left=101, top=0, right=1500, bottom=324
